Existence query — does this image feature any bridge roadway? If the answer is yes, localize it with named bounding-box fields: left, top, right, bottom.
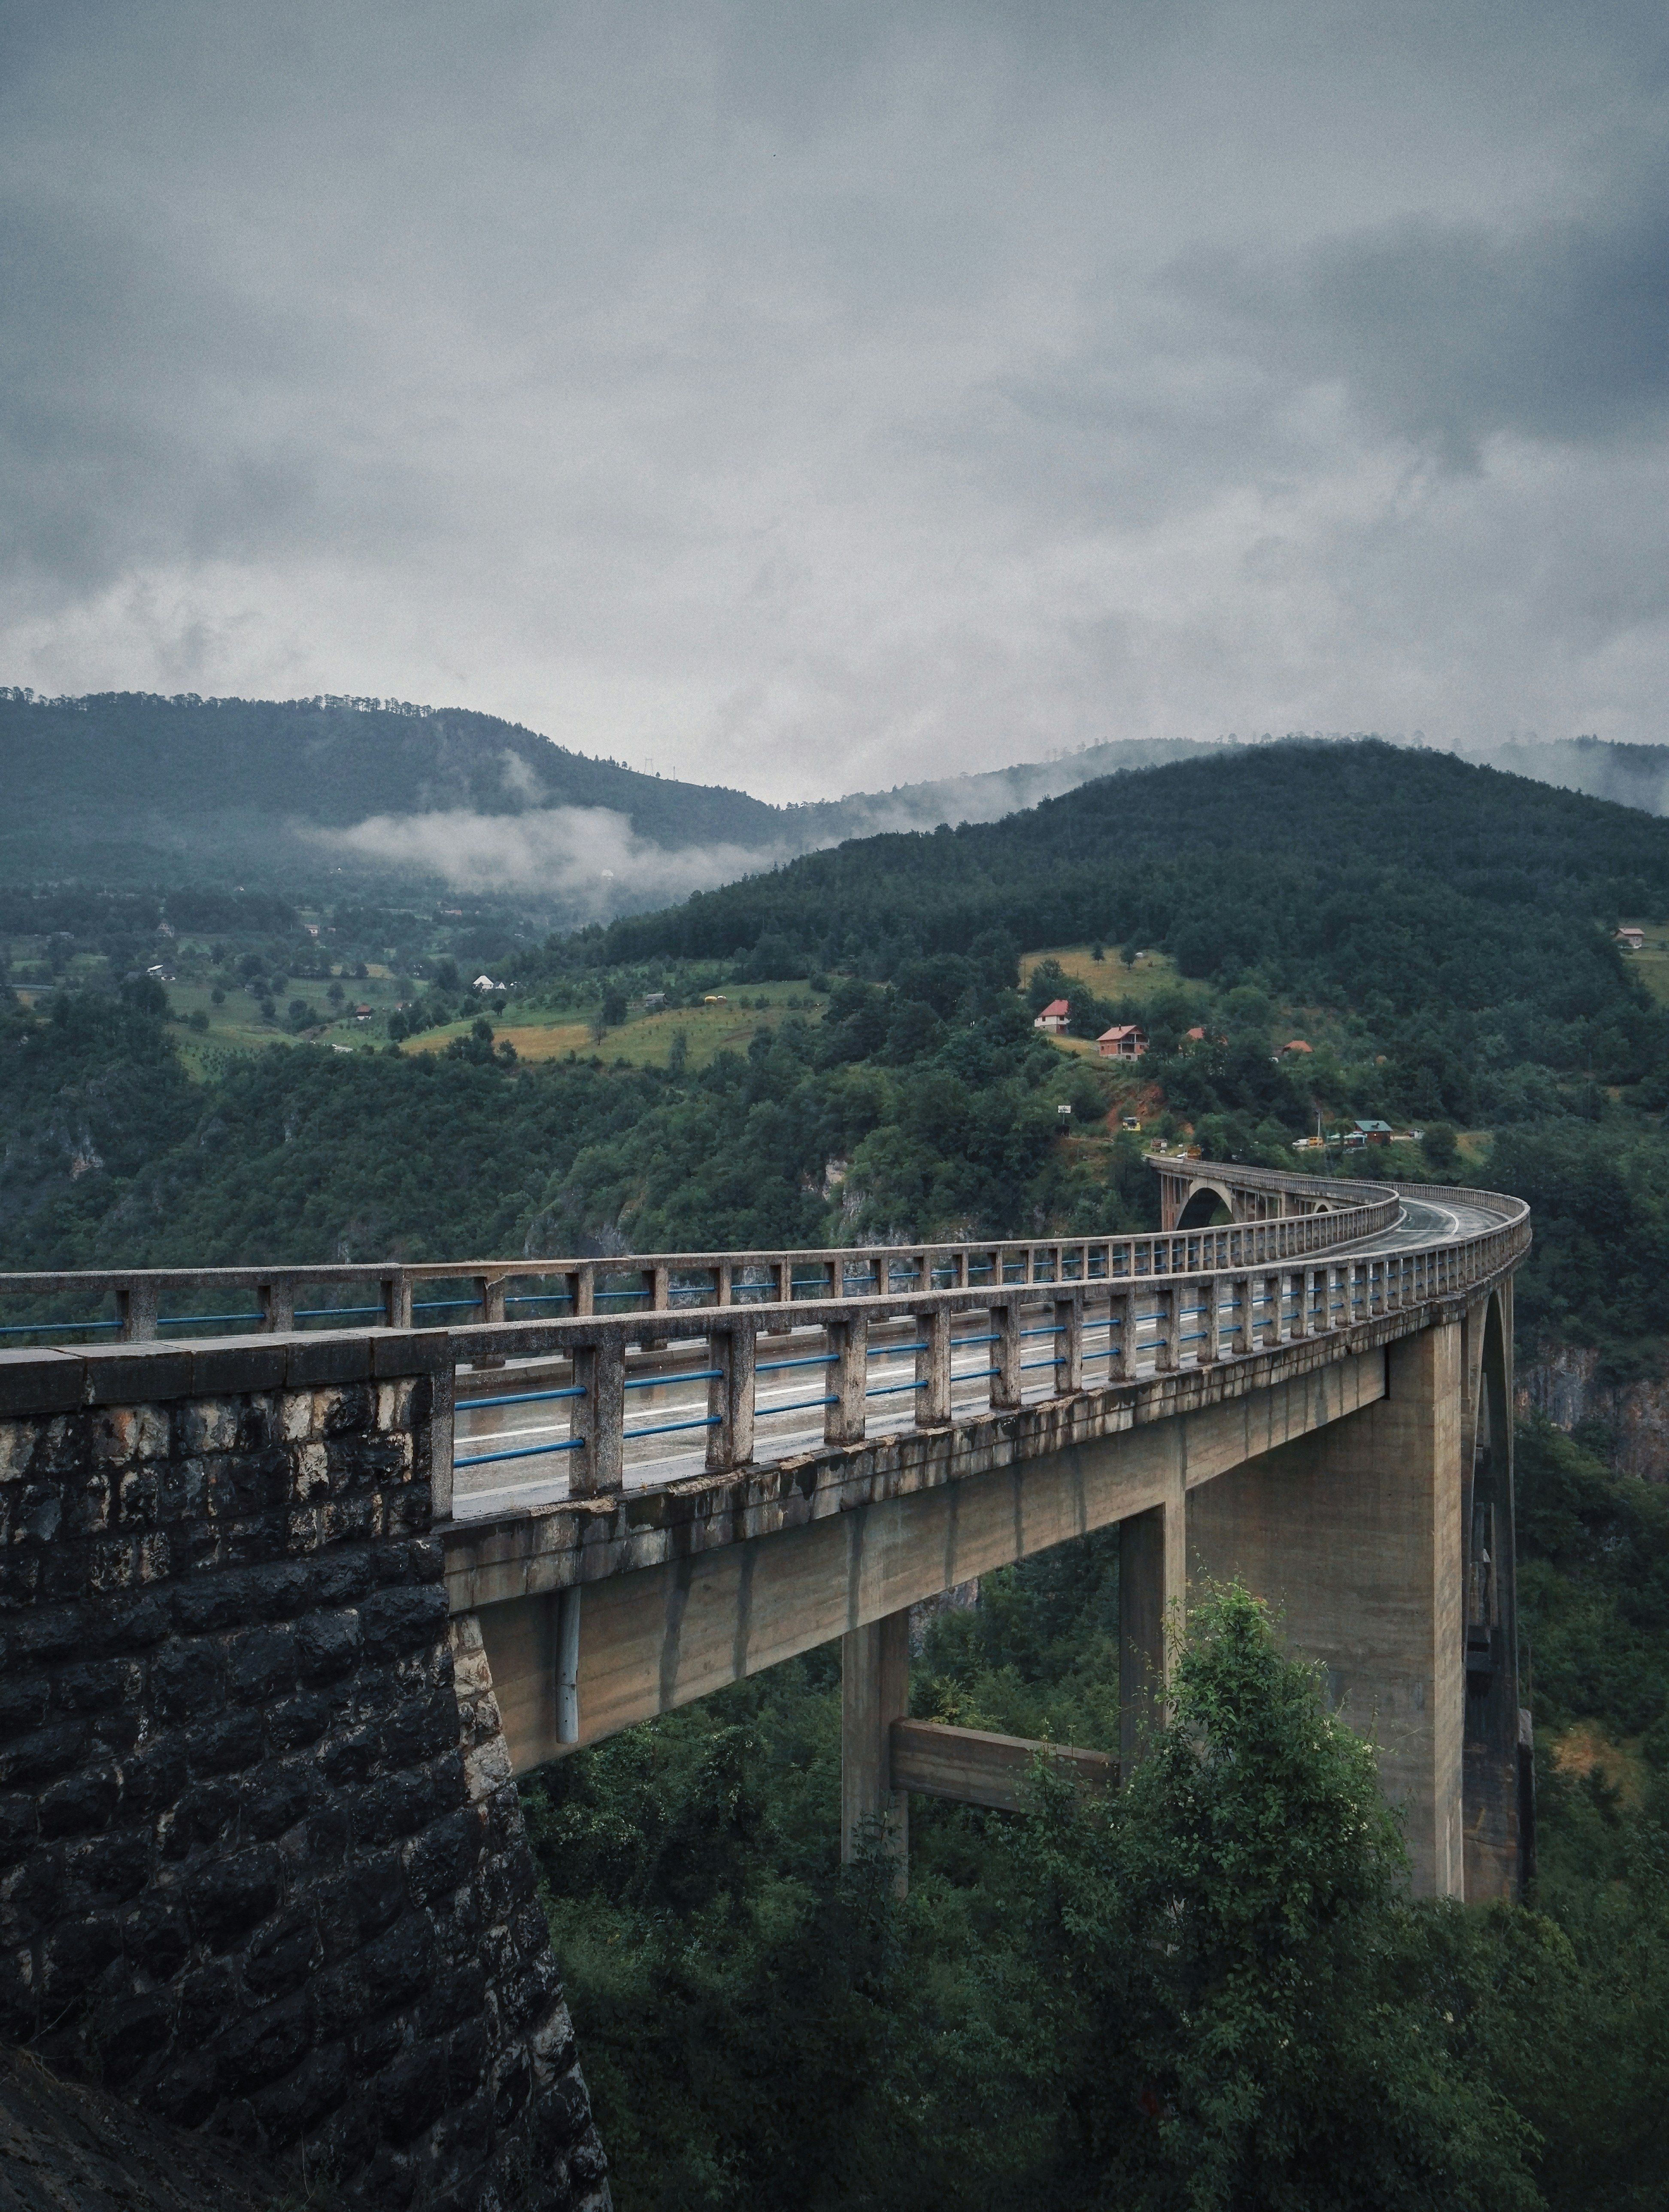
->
left=433, top=1162, right=1529, bottom=1904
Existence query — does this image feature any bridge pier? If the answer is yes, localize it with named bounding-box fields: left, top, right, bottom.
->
left=1187, top=1323, right=1469, bottom=1897
left=841, top=1609, right=911, bottom=1884
left=1119, top=1475, right=1186, bottom=1770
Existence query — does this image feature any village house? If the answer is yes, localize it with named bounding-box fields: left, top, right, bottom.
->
left=1098, top=1024, right=1147, bottom=1060
left=1033, top=997, right=1071, bottom=1033
left=1282, top=1038, right=1314, bottom=1055
left=1617, top=927, right=1645, bottom=951
left=1355, top=1118, right=1393, bottom=1145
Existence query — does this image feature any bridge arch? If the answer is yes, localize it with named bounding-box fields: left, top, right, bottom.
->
left=1174, top=1181, right=1236, bottom=1229
left=1463, top=1283, right=1528, bottom=1897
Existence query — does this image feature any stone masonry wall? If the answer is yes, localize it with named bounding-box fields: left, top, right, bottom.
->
left=0, top=1335, right=607, bottom=2212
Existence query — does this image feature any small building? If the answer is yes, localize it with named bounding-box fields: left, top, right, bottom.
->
left=472, top=974, right=497, bottom=993
left=1033, top=998, right=1071, bottom=1033
left=1355, top=1118, right=1393, bottom=1145
left=1184, top=1025, right=1205, bottom=1041
left=1121, top=1115, right=1142, bottom=1130
left=354, top=1003, right=372, bottom=1020
left=643, top=992, right=667, bottom=1010
left=1282, top=1039, right=1313, bottom=1055
left=1098, top=1024, right=1147, bottom=1060
left=1617, top=927, right=1645, bottom=951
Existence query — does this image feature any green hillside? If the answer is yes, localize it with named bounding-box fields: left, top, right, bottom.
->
left=0, top=689, right=1233, bottom=899
left=0, top=688, right=785, bottom=889
left=603, top=739, right=1669, bottom=1032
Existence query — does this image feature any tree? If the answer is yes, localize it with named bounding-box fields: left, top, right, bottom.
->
left=1013, top=1583, right=1539, bottom=2211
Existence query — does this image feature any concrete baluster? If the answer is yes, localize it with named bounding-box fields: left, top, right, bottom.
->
left=1053, top=1293, right=1084, bottom=1395
left=472, top=1276, right=507, bottom=1369
left=715, top=1262, right=732, bottom=1307
left=706, top=1323, right=757, bottom=1470
left=1107, top=1289, right=1133, bottom=1381
left=991, top=1301, right=1023, bottom=1409
left=651, top=1264, right=671, bottom=1312
left=1152, top=1282, right=1176, bottom=1373
left=570, top=1268, right=595, bottom=1319
left=825, top=1315, right=870, bottom=1445
left=430, top=1361, right=455, bottom=1522
left=381, top=1274, right=413, bottom=1330
left=915, top=1306, right=952, bottom=1426
left=570, top=1340, right=625, bottom=1494
left=1199, top=1273, right=1222, bottom=1363
left=258, top=1279, right=294, bottom=1333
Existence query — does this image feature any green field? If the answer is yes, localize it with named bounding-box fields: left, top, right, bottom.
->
left=1618, top=919, right=1669, bottom=1007
left=403, top=983, right=826, bottom=1070
left=1019, top=942, right=1182, bottom=998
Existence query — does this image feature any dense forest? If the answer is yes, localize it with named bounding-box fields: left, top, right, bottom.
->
left=6, top=737, right=1669, bottom=2205
left=600, top=741, right=1669, bottom=1060
left=522, top=1434, right=1669, bottom=2212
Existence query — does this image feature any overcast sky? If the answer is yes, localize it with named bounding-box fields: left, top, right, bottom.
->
left=3, top=2, right=1666, bottom=800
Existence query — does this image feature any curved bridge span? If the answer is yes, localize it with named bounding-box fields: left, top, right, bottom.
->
left=1, top=1158, right=1530, bottom=1909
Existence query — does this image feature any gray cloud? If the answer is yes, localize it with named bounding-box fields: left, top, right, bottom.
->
left=308, top=804, right=795, bottom=912
left=3, top=2, right=1669, bottom=784
left=1170, top=184, right=1669, bottom=468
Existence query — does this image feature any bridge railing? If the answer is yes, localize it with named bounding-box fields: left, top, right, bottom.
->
left=0, top=1166, right=1528, bottom=1518
left=439, top=1178, right=1527, bottom=1513
left=0, top=1185, right=1401, bottom=1346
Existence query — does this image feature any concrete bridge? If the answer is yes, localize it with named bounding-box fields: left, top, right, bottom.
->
left=0, top=1158, right=1531, bottom=2206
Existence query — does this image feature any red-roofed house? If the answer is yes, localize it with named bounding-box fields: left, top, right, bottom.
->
left=1282, top=1038, right=1313, bottom=1054
left=1033, top=998, right=1071, bottom=1033
left=1098, top=1024, right=1147, bottom=1060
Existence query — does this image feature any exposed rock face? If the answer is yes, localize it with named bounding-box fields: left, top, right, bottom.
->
left=0, top=2041, right=283, bottom=2212
left=1516, top=1343, right=1669, bottom=1481
left=0, top=1343, right=608, bottom=2210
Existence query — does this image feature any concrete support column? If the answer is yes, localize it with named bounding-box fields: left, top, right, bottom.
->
left=1119, top=1469, right=1187, bottom=1773
left=842, top=1607, right=910, bottom=1887
left=1186, top=1326, right=1465, bottom=1898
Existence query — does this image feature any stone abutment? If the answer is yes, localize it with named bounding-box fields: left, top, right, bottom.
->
left=0, top=1334, right=607, bottom=2212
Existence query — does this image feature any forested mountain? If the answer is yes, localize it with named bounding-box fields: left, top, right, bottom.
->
left=605, top=739, right=1669, bottom=980
left=0, top=688, right=1228, bottom=904
left=0, top=689, right=784, bottom=892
